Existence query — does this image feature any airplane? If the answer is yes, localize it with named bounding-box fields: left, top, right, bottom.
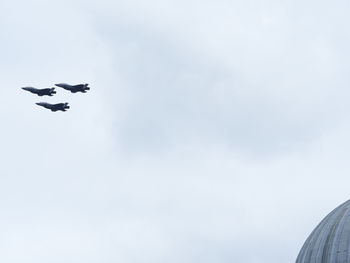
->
left=22, top=87, right=57, bottom=96
left=55, top=83, right=90, bottom=93
left=36, top=102, right=70, bottom=112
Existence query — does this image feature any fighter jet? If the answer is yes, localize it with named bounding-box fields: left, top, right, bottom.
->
left=36, top=102, right=70, bottom=112
left=55, top=83, right=90, bottom=93
left=22, top=87, right=57, bottom=96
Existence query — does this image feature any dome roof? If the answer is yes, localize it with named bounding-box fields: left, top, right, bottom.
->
left=297, top=199, right=350, bottom=263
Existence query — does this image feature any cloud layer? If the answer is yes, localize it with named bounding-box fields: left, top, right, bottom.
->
left=1, top=0, right=350, bottom=262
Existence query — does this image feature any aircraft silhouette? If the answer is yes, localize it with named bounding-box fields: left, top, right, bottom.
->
left=22, top=87, right=56, bottom=96
left=55, top=83, right=90, bottom=93
left=36, top=102, right=70, bottom=112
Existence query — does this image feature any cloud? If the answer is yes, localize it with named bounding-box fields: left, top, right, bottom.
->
left=1, top=0, right=350, bottom=262
left=81, top=0, right=349, bottom=156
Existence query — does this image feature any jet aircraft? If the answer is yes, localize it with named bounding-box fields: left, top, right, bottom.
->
left=55, top=83, right=90, bottom=93
left=36, top=102, right=70, bottom=112
left=22, top=87, right=56, bottom=96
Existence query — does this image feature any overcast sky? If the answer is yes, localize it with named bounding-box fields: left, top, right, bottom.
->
left=1, top=0, right=350, bottom=262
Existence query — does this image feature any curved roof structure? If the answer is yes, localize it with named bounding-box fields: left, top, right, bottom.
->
left=296, top=199, right=350, bottom=263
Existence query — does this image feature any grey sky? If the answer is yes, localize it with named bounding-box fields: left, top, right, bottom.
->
left=1, top=0, right=350, bottom=262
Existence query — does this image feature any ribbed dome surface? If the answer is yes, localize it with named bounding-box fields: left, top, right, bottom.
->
left=296, top=200, right=350, bottom=263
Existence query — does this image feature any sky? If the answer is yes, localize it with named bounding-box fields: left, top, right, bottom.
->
left=1, top=0, right=350, bottom=262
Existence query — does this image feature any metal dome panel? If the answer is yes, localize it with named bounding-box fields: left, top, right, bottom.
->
left=297, top=200, right=350, bottom=263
